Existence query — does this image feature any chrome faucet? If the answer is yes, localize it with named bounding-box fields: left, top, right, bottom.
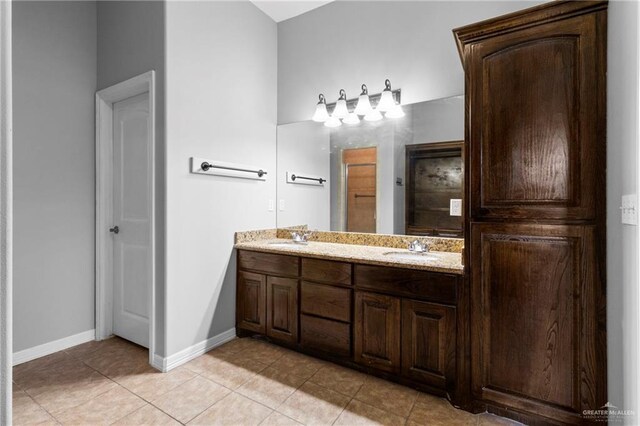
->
left=408, top=239, right=430, bottom=253
left=291, top=230, right=313, bottom=244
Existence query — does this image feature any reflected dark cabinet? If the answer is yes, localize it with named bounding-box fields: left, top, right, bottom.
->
left=405, top=141, right=463, bottom=237
left=454, top=1, right=607, bottom=424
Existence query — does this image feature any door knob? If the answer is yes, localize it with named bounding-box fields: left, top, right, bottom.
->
left=109, top=226, right=119, bottom=234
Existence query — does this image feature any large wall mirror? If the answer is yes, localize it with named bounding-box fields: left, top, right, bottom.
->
left=276, top=95, right=464, bottom=236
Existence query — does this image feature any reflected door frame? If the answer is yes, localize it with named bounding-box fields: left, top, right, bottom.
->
left=95, top=71, right=157, bottom=368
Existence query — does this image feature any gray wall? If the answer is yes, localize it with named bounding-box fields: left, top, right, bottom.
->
left=97, top=0, right=166, bottom=357
left=164, top=1, right=277, bottom=357
left=13, top=1, right=97, bottom=352
left=277, top=1, right=543, bottom=124
left=607, top=0, right=639, bottom=420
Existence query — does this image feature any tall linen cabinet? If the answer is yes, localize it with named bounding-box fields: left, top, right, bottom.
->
left=453, top=1, right=607, bottom=424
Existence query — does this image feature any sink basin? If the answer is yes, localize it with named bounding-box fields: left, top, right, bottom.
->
left=382, top=251, right=440, bottom=261
left=267, top=241, right=307, bottom=248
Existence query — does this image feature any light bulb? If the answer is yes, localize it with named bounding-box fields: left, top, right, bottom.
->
left=354, top=84, right=372, bottom=116
left=312, top=94, right=329, bottom=122
left=343, top=112, right=360, bottom=125
left=385, top=103, right=405, bottom=118
left=376, top=79, right=396, bottom=112
left=324, top=115, right=342, bottom=128
left=364, top=109, right=383, bottom=122
left=332, top=89, right=349, bottom=118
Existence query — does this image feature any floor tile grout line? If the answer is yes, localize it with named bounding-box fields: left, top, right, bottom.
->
left=329, top=394, right=354, bottom=426
left=16, top=388, right=60, bottom=425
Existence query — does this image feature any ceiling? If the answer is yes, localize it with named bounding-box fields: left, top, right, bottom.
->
left=251, top=1, right=335, bottom=23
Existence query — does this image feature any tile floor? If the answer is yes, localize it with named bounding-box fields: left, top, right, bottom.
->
left=12, top=336, right=520, bottom=425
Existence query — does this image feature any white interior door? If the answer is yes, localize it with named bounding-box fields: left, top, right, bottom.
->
left=112, top=92, right=151, bottom=348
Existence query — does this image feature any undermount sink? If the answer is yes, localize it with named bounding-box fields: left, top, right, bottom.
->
left=267, top=241, right=307, bottom=248
left=382, top=251, right=440, bottom=261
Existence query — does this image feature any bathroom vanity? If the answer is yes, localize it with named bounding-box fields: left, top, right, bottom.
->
left=238, top=1, right=608, bottom=424
left=234, top=236, right=470, bottom=405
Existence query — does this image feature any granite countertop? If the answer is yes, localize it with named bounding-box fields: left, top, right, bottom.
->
left=234, top=238, right=464, bottom=275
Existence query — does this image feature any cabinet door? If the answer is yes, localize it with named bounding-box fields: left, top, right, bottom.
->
left=470, top=223, right=603, bottom=421
left=467, top=14, right=603, bottom=221
left=354, top=292, right=401, bottom=373
left=402, top=300, right=456, bottom=390
left=266, top=276, right=299, bottom=343
left=237, top=271, right=266, bottom=334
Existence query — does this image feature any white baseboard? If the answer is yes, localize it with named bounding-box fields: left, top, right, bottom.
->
left=13, top=329, right=96, bottom=366
left=152, top=328, right=236, bottom=372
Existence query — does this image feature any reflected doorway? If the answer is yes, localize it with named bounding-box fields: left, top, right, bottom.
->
left=343, top=147, right=377, bottom=233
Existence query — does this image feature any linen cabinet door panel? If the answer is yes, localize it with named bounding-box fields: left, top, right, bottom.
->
left=468, top=14, right=603, bottom=221
left=266, top=276, right=299, bottom=344
left=354, top=292, right=401, bottom=374
left=401, top=300, right=456, bottom=390
left=470, top=223, right=603, bottom=420
left=237, top=271, right=266, bottom=334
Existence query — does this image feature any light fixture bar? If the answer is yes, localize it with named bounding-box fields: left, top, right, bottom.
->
left=325, top=89, right=401, bottom=116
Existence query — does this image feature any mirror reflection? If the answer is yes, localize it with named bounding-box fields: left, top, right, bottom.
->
left=276, top=95, right=464, bottom=236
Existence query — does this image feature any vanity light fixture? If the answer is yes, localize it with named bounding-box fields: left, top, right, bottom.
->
left=332, top=89, right=349, bottom=118
left=377, top=79, right=396, bottom=112
left=312, top=94, right=329, bottom=122
left=312, top=79, right=402, bottom=125
left=354, top=84, right=372, bottom=115
left=324, top=115, right=342, bottom=128
left=385, top=103, right=405, bottom=118
left=343, top=112, right=360, bottom=125
left=364, top=109, right=383, bottom=122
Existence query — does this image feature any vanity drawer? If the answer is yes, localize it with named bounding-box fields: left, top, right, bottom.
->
left=238, top=250, right=299, bottom=277
left=354, top=265, right=457, bottom=305
left=301, top=281, right=351, bottom=323
left=302, top=258, right=352, bottom=286
left=301, top=314, right=351, bottom=357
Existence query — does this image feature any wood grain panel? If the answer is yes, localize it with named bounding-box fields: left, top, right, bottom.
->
left=301, top=314, right=351, bottom=357
left=301, top=281, right=351, bottom=322
left=467, top=15, right=601, bottom=220
left=266, top=276, right=299, bottom=343
left=470, top=223, right=600, bottom=414
left=239, top=250, right=299, bottom=277
left=483, top=38, right=577, bottom=205
left=402, top=300, right=456, bottom=390
left=301, top=258, right=352, bottom=286
left=237, top=271, right=266, bottom=334
left=343, top=146, right=377, bottom=164
left=354, top=291, right=401, bottom=373
left=355, top=265, right=457, bottom=305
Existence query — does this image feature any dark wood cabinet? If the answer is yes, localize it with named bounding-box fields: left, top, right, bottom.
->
left=300, top=314, right=351, bottom=357
left=301, top=281, right=351, bottom=323
left=237, top=249, right=465, bottom=403
left=454, top=1, right=607, bottom=423
left=470, top=223, right=602, bottom=422
left=237, top=271, right=266, bottom=334
left=237, top=251, right=300, bottom=344
left=401, top=300, right=456, bottom=390
left=266, top=276, right=298, bottom=343
left=458, top=3, right=606, bottom=222
left=354, top=291, right=401, bottom=374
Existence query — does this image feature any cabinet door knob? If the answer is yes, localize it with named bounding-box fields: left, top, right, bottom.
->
left=109, top=226, right=119, bottom=234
